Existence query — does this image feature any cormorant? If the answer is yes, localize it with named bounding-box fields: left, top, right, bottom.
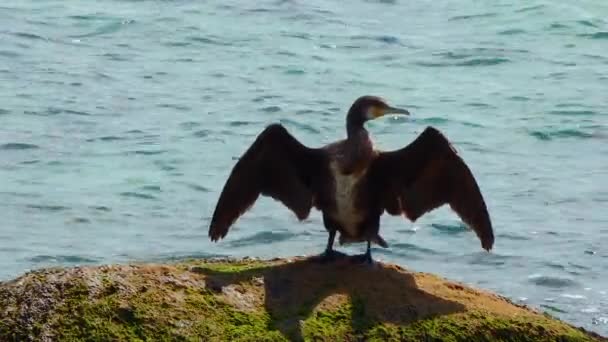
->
left=208, top=95, right=494, bottom=263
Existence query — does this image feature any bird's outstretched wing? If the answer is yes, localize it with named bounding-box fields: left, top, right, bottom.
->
left=209, top=124, right=327, bottom=242
left=368, top=127, right=494, bottom=250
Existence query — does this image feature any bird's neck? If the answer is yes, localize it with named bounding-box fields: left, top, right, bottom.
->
left=341, top=121, right=372, bottom=174
left=346, top=115, right=367, bottom=140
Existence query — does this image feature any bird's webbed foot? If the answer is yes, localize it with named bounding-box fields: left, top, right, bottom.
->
left=311, top=249, right=347, bottom=264
left=351, top=252, right=374, bottom=265
left=351, top=241, right=374, bottom=265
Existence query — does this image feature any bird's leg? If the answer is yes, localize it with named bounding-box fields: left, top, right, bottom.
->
left=312, top=230, right=346, bottom=263
left=363, top=240, right=373, bottom=263
left=352, top=241, right=374, bottom=264
left=325, top=229, right=336, bottom=253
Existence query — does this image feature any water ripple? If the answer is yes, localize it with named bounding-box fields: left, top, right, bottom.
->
left=497, top=232, right=531, bottom=241
left=544, top=262, right=566, bottom=271
left=86, top=136, right=126, bottom=142
left=281, top=32, right=311, bottom=40
left=120, top=192, right=157, bottom=200
left=26, top=204, right=69, bottom=212
left=549, top=110, right=597, bottom=116
left=285, top=68, right=305, bottom=75
left=549, top=23, right=569, bottom=30
left=72, top=217, right=91, bottom=224
left=279, top=118, right=321, bottom=134
left=12, top=31, right=47, bottom=41
left=187, top=36, right=230, bottom=46
left=390, top=242, right=440, bottom=255
left=102, top=53, right=131, bottom=62
left=129, top=150, right=168, bottom=156
left=182, top=182, right=210, bottom=193
left=541, top=304, right=567, bottom=313
left=260, top=105, right=282, bottom=113
left=0, top=50, right=20, bottom=58
left=515, top=5, right=545, bottom=13
left=90, top=206, right=111, bottom=212
left=27, top=255, right=99, bottom=264
left=0, top=143, right=39, bottom=150
left=193, top=129, right=211, bottom=138
left=448, top=13, right=497, bottom=21
left=418, top=117, right=449, bottom=125
left=579, top=32, right=608, bottom=40
left=71, top=19, right=135, bottom=38
left=529, top=129, right=594, bottom=141
left=415, top=58, right=509, bottom=67
left=24, top=107, right=91, bottom=116
left=228, top=120, right=255, bottom=127
left=141, top=185, right=161, bottom=192
left=431, top=222, right=467, bottom=235
left=227, top=231, right=297, bottom=248
left=577, top=20, right=599, bottom=28
left=350, top=35, right=401, bottom=45
left=498, top=29, right=526, bottom=35
left=157, top=103, right=190, bottom=111
left=508, top=95, right=530, bottom=102
left=163, top=41, right=191, bottom=48
left=528, top=274, right=578, bottom=288
left=252, top=95, right=282, bottom=103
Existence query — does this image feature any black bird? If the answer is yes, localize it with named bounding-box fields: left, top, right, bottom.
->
left=208, top=96, right=494, bottom=263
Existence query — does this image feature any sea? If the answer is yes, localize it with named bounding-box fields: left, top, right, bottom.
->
left=0, top=0, right=606, bottom=335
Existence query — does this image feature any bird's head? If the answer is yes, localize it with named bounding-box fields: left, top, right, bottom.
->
left=347, top=95, right=410, bottom=129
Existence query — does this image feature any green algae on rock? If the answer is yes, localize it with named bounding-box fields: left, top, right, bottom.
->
left=0, top=257, right=605, bottom=342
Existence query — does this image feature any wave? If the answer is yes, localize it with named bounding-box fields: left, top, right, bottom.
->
left=12, top=31, right=46, bottom=41
left=528, top=274, right=578, bottom=288
left=498, top=29, right=526, bottom=36
left=86, top=136, right=126, bottom=142
left=431, top=222, right=467, bottom=235
left=0, top=143, right=39, bottom=150
left=26, top=204, right=69, bottom=212
left=578, top=32, right=608, bottom=40
left=529, top=129, right=594, bottom=141
left=27, top=255, right=99, bottom=264
left=549, top=110, right=597, bottom=116
left=70, top=19, right=135, bottom=39
left=120, top=192, right=157, bottom=200
left=448, top=13, right=497, bottom=21
left=279, top=118, right=322, bottom=134
left=350, top=34, right=402, bottom=45
left=415, top=57, right=509, bottom=67
left=227, top=231, right=297, bottom=248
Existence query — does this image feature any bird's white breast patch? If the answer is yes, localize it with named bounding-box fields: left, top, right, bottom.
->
left=330, top=162, right=365, bottom=236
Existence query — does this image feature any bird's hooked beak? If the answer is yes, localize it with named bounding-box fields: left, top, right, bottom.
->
left=385, top=105, right=410, bottom=116
left=368, top=105, right=410, bottom=119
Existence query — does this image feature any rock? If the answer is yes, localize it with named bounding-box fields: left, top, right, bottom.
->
left=0, top=256, right=605, bottom=341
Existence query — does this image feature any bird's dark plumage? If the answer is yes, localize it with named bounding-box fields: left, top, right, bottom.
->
left=367, top=127, right=494, bottom=250
left=209, top=96, right=494, bottom=263
left=209, top=124, right=328, bottom=241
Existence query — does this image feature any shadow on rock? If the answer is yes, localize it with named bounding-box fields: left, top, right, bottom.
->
left=195, top=256, right=465, bottom=341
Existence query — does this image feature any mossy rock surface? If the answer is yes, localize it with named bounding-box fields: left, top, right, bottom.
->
left=0, top=256, right=605, bottom=341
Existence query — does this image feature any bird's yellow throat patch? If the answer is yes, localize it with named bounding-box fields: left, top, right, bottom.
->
left=370, top=106, right=386, bottom=118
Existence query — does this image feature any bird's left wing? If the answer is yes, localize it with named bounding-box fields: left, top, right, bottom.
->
left=209, top=124, right=327, bottom=242
left=367, top=127, right=494, bottom=250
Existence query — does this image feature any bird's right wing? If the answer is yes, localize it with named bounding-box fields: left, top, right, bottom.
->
left=209, top=124, right=327, bottom=241
left=367, top=127, right=494, bottom=250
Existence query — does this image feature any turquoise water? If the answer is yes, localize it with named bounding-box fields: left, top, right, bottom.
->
left=1, top=0, right=607, bottom=334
